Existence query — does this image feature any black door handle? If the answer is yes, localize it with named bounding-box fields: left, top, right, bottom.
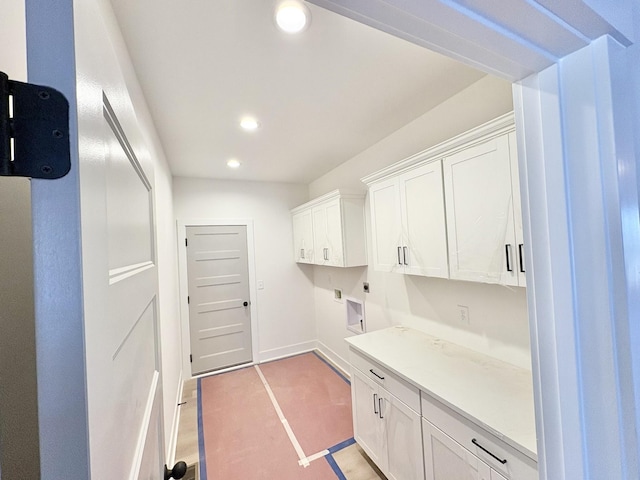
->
left=165, top=462, right=187, bottom=480
left=243, top=301, right=249, bottom=307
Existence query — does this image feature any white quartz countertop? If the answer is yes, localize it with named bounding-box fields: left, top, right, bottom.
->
left=345, top=326, right=537, bottom=461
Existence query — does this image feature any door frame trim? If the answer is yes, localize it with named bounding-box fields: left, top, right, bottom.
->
left=177, top=218, right=259, bottom=379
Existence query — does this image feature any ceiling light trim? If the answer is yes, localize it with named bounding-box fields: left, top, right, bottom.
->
left=275, top=0, right=311, bottom=34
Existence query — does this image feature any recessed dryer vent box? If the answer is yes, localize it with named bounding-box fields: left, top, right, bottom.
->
left=346, top=297, right=365, bottom=334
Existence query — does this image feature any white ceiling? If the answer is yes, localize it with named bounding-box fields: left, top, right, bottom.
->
left=108, top=0, right=486, bottom=184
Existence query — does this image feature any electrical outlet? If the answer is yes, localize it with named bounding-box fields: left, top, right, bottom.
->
left=334, top=288, right=343, bottom=303
left=457, top=305, right=470, bottom=324
left=257, top=280, right=264, bottom=290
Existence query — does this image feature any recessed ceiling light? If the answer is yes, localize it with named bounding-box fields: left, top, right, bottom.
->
left=240, top=117, right=260, bottom=131
left=227, top=159, right=241, bottom=169
left=275, top=0, right=310, bottom=34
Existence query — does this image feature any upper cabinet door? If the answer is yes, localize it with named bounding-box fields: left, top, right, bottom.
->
left=443, top=134, right=518, bottom=285
left=292, top=209, right=314, bottom=264
left=369, top=178, right=404, bottom=273
left=312, top=204, right=330, bottom=266
left=508, top=131, right=526, bottom=287
left=324, top=198, right=345, bottom=267
left=399, top=161, right=449, bottom=278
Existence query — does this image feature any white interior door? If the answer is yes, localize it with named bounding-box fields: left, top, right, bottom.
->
left=186, top=225, right=253, bottom=374
left=73, top=1, right=166, bottom=478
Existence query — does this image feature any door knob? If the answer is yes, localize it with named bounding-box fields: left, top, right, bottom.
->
left=164, top=462, right=187, bottom=480
left=243, top=301, right=249, bottom=307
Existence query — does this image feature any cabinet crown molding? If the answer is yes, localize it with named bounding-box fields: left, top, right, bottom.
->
left=290, top=188, right=365, bottom=214
left=361, top=112, right=515, bottom=186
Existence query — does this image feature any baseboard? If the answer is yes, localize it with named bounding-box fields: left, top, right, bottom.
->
left=167, top=370, right=184, bottom=466
left=316, top=342, right=350, bottom=378
left=258, top=340, right=318, bottom=363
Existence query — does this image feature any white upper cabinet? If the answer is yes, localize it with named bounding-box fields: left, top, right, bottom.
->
left=368, top=161, right=448, bottom=277
left=443, top=131, right=525, bottom=286
left=292, top=208, right=314, bottom=264
left=291, top=189, right=367, bottom=267
left=363, top=112, right=525, bottom=287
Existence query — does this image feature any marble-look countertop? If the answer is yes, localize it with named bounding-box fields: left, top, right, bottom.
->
left=345, top=326, right=537, bottom=461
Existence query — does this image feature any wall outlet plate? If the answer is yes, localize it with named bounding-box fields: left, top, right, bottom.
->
left=457, top=305, right=470, bottom=324
left=334, top=288, right=343, bottom=303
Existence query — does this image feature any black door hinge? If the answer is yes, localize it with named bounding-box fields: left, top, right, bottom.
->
left=1, top=72, right=71, bottom=179
left=190, top=354, right=192, bottom=363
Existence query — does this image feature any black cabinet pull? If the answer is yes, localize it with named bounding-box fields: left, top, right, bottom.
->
left=373, top=393, right=378, bottom=414
left=378, top=397, right=384, bottom=419
left=397, top=246, right=402, bottom=265
left=403, top=246, right=409, bottom=266
left=518, top=243, right=525, bottom=273
left=505, top=244, right=513, bottom=272
left=369, top=369, right=385, bottom=380
left=243, top=301, right=249, bottom=307
left=472, top=438, right=507, bottom=464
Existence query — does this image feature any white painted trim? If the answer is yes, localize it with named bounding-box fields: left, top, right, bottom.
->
left=166, top=370, right=183, bottom=466
left=109, top=261, right=154, bottom=285
left=361, top=112, right=515, bottom=185
left=316, top=341, right=350, bottom=377
left=129, top=371, right=160, bottom=480
left=191, top=361, right=255, bottom=379
left=258, top=340, right=318, bottom=363
left=290, top=188, right=365, bottom=214
left=177, top=218, right=260, bottom=380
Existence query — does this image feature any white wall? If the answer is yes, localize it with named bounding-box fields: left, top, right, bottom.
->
left=310, top=75, right=532, bottom=370
left=173, top=177, right=316, bottom=362
left=0, top=1, right=40, bottom=477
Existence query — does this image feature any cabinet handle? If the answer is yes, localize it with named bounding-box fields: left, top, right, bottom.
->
left=378, top=397, right=384, bottom=419
left=300, top=248, right=305, bottom=259
left=369, top=369, right=385, bottom=380
left=505, top=244, right=513, bottom=272
left=373, top=393, right=378, bottom=414
left=397, top=246, right=402, bottom=265
left=472, top=438, right=507, bottom=464
left=403, top=246, right=409, bottom=266
left=518, top=243, right=525, bottom=273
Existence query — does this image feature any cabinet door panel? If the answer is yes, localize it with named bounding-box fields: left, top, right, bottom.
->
left=443, top=135, right=517, bottom=284
left=424, top=419, right=491, bottom=480
left=400, top=161, right=449, bottom=278
left=491, top=470, right=508, bottom=480
left=508, top=131, right=526, bottom=287
left=312, top=206, right=327, bottom=265
left=292, top=210, right=314, bottom=263
left=383, top=392, right=424, bottom=480
left=324, top=199, right=344, bottom=266
left=369, top=179, right=403, bottom=273
left=352, top=369, right=385, bottom=469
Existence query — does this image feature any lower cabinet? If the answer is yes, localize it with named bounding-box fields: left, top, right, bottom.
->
left=423, top=419, right=509, bottom=480
left=349, top=346, right=537, bottom=480
left=351, top=366, right=424, bottom=480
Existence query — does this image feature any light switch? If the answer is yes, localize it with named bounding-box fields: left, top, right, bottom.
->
left=257, top=280, right=264, bottom=290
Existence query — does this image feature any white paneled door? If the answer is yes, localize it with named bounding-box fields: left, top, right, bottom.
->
left=186, top=225, right=253, bottom=375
